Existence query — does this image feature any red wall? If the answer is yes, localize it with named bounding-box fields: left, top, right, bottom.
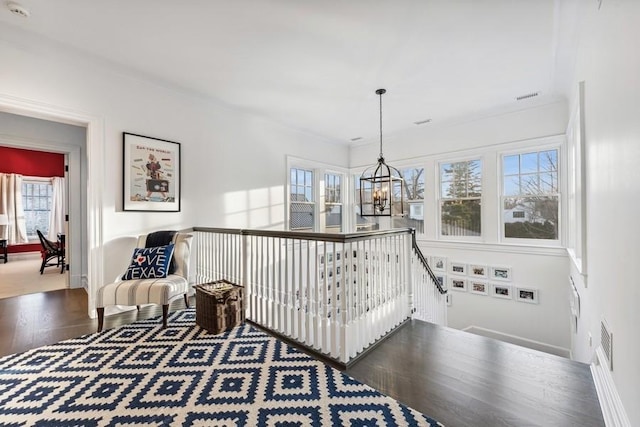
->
left=0, top=146, right=65, bottom=177
left=0, top=146, right=65, bottom=253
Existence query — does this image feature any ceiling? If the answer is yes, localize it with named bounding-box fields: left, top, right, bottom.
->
left=0, top=0, right=576, bottom=144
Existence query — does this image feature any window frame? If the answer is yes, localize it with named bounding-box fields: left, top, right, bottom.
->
left=392, top=165, right=426, bottom=234
left=499, top=142, right=563, bottom=246
left=21, top=177, right=54, bottom=242
left=324, top=172, right=344, bottom=232
left=437, top=157, right=483, bottom=242
left=289, top=166, right=316, bottom=232
left=286, top=156, right=349, bottom=233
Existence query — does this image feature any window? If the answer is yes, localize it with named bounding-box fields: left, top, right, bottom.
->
left=354, top=176, right=379, bottom=232
left=290, top=168, right=314, bottom=231
left=324, top=173, right=342, bottom=232
left=393, top=167, right=425, bottom=233
left=502, top=149, right=559, bottom=240
left=439, top=159, right=482, bottom=237
left=22, top=180, right=53, bottom=241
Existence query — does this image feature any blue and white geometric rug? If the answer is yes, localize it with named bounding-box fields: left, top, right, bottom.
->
left=0, top=309, right=444, bottom=426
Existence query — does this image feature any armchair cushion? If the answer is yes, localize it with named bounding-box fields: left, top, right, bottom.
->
left=121, top=243, right=175, bottom=280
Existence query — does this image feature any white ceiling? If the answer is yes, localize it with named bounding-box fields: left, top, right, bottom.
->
left=0, top=0, right=576, bottom=143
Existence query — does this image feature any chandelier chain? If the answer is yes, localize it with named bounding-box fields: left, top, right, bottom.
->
left=379, top=90, right=384, bottom=158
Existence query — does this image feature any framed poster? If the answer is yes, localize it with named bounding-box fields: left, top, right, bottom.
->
left=123, top=132, right=181, bottom=212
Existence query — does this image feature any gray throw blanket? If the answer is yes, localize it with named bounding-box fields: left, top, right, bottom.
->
left=145, top=230, right=177, bottom=274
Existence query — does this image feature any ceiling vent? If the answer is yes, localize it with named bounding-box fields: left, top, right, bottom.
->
left=414, top=119, right=432, bottom=125
left=6, top=2, right=30, bottom=18
left=516, top=92, right=539, bottom=101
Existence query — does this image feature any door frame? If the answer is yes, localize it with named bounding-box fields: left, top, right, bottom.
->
left=0, top=93, right=105, bottom=318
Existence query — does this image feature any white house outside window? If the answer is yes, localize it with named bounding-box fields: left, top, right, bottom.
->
left=393, top=167, right=425, bottom=234
left=324, top=173, right=342, bottom=232
left=22, top=180, right=53, bottom=241
left=502, top=149, right=559, bottom=240
left=290, top=168, right=314, bottom=231
left=439, top=159, right=482, bottom=237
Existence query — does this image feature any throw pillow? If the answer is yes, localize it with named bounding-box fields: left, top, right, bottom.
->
left=122, top=243, right=175, bottom=280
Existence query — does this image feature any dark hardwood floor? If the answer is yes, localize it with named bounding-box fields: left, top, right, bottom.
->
left=0, top=289, right=604, bottom=427
left=347, top=319, right=605, bottom=427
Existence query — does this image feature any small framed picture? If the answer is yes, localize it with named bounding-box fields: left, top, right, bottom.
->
left=431, top=256, right=447, bottom=272
left=491, top=283, right=513, bottom=299
left=435, top=274, right=446, bottom=289
left=516, top=287, right=539, bottom=304
left=490, top=266, right=512, bottom=281
left=469, top=264, right=488, bottom=278
left=449, top=276, right=467, bottom=292
left=449, top=262, right=467, bottom=276
left=469, top=281, right=488, bottom=295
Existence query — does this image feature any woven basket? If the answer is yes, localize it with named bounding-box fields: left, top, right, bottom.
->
left=194, top=280, right=244, bottom=335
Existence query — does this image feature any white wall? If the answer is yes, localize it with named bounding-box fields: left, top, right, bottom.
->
left=423, top=243, right=570, bottom=355
left=350, top=100, right=568, bottom=167
left=350, top=101, right=572, bottom=354
left=568, top=1, right=640, bottom=425
left=0, top=27, right=348, bottom=287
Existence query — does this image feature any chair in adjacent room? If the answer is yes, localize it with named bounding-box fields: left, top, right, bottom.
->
left=96, top=231, right=193, bottom=332
left=36, top=229, right=65, bottom=274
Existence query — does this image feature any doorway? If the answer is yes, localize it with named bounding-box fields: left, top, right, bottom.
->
left=0, top=94, right=104, bottom=318
left=0, top=112, right=85, bottom=299
left=0, top=144, right=73, bottom=298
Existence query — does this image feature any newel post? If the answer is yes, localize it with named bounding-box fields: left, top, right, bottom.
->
left=406, top=229, right=415, bottom=317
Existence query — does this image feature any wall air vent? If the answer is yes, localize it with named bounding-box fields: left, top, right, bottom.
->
left=600, top=319, right=613, bottom=370
left=516, top=92, right=539, bottom=101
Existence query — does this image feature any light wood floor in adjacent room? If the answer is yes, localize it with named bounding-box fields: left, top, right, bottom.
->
left=0, top=254, right=67, bottom=300
left=0, top=289, right=605, bottom=427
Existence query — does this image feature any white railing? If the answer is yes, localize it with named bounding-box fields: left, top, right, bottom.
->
left=191, top=227, right=446, bottom=365
left=410, top=235, right=448, bottom=325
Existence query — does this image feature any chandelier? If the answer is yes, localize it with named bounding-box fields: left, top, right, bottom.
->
left=359, top=89, right=404, bottom=217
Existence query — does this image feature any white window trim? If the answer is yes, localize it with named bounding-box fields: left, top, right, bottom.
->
left=498, top=139, right=565, bottom=247
left=22, top=177, right=54, bottom=242
left=437, top=156, right=484, bottom=243
left=566, top=81, right=587, bottom=275
left=347, top=134, right=566, bottom=248
left=286, top=156, right=349, bottom=233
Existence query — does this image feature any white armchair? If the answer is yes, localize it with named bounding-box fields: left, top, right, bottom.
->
left=96, top=232, right=193, bottom=332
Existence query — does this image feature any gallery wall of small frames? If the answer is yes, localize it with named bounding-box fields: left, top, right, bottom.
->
left=429, top=256, right=539, bottom=305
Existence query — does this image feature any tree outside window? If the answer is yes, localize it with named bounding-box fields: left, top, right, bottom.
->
left=440, top=160, right=482, bottom=237
left=393, top=168, right=425, bottom=233
left=502, top=149, right=559, bottom=240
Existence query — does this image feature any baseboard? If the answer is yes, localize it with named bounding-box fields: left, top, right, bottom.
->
left=462, top=326, right=571, bottom=358
left=4, top=251, right=40, bottom=261
left=591, top=347, right=631, bottom=427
